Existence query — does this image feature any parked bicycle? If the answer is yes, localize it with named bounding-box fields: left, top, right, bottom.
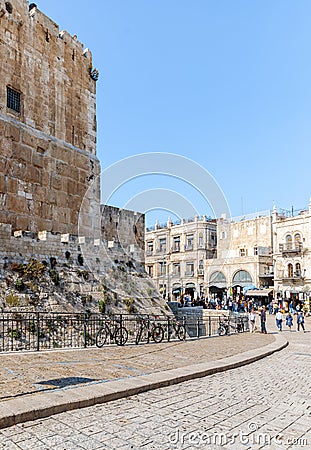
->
left=95, top=318, right=128, bottom=347
left=168, top=318, right=186, bottom=341
left=135, top=316, right=164, bottom=344
left=217, top=315, right=244, bottom=336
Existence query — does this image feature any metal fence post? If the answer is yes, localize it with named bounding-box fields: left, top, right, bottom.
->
left=209, top=316, right=211, bottom=336
left=167, top=317, right=170, bottom=342
left=197, top=317, right=200, bottom=338
left=83, top=313, right=87, bottom=348
left=36, top=311, right=40, bottom=351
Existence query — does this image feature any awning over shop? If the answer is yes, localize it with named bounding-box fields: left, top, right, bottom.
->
left=209, top=283, right=227, bottom=289
left=245, top=289, right=273, bottom=297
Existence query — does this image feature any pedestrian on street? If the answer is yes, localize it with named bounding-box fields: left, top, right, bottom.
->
left=260, top=306, right=267, bottom=334
left=297, top=312, right=306, bottom=332
left=249, top=308, right=256, bottom=333
left=275, top=310, right=283, bottom=332
left=286, top=313, right=293, bottom=331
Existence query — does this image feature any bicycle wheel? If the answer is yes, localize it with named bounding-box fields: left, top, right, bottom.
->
left=114, top=326, right=128, bottom=346
left=95, top=327, right=108, bottom=347
left=152, top=325, right=164, bottom=343
left=237, top=322, right=244, bottom=333
left=177, top=325, right=186, bottom=341
left=135, top=327, right=142, bottom=345
left=217, top=325, right=227, bottom=336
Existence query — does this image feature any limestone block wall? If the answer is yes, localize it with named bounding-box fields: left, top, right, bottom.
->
left=101, top=205, right=145, bottom=251
left=0, top=0, right=97, bottom=151
left=0, top=0, right=101, bottom=234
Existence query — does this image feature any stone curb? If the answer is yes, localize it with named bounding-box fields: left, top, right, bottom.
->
left=0, top=334, right=288, bottom=429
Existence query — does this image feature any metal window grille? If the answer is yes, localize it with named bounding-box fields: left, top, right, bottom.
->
left=7, top=87, right=21, bottom=113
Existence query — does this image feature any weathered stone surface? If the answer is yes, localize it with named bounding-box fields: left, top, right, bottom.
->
left=0, top=0, right=100, bottom=235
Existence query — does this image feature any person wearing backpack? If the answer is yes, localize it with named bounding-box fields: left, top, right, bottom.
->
left=297, top=312, right=306, bottom=332
left=286, top=313, right=293, bottom=331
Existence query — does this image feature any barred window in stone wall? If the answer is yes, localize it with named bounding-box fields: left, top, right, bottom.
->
left=7, top=87, right=21, bottom=113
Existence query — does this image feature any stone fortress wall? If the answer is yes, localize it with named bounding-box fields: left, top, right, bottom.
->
left=0, top=0, right=100, bottom=234
left=0, top=1, right=165, bottom=313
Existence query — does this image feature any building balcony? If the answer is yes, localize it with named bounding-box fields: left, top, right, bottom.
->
left=279, top=243, right=304, bottom=255
left=197, top=269, right=204, bottom=276
left=259, top=272, right=274, bottom=278
left=282, top=273, right=304, bottom=282
left=185, top=272, right=194, bottom=277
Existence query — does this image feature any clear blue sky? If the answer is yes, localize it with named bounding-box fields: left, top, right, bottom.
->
left=38, top=0, right=311, bottom=223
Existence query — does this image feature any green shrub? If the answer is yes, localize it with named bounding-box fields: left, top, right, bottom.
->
left=9, top=329, right=22, bottom=340
left=124, top=297, right=135, bottom=314
left=14, top=279, right=25, bottom=292
left=98, top=299, right=106, bottom=314
left=49, top=269, right=60, bottom=285
left=5, top=293, right=19, bottom=307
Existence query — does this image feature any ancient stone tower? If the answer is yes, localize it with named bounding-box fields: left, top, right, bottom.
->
left=0, top=0, right=100, bottom=234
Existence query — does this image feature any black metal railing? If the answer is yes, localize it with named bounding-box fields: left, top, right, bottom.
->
left=0, top=311, right=249, bottom=352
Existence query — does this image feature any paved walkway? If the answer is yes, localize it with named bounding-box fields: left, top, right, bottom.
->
left=0, top=332, right=273, bottom=400
left=0, top=317, right=310, bottom=449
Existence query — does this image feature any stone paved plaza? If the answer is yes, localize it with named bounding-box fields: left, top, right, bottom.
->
left=0, top=332, right=272, bottom=400
left=0, top=319, right=310, bottom=450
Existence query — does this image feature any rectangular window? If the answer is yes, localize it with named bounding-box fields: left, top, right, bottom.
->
left=7, top=87, right=21, bottom=113
left=185, top=234, right=194, bottom=250
left=173, top=236, right=180, bottom=252
left=159, top=261, right=166, bottom=276
left=147, top=265, right=153, bottom=277
left=240, top=248, right=247, bottom=257
left=254, top=247, right=258, bottom=256
left=173, top=263, right=180, bottom=276
left=198, top=259, right=204, bottom=275
left=185, top=262, right=194, bottom=276
left=198, top=234, right=204, bottom=248
left=159, top=238, right=166, bottom=253
left=147, top=241, right=153, bottom=254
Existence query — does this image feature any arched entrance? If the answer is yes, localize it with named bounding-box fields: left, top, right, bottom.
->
left=172, top=283, right=182, bottom=301
left=185, top=282, right=195, bottom=299
left=232, top=270, right=252, bottom=300
left=209, top=271, right=227, bottom=300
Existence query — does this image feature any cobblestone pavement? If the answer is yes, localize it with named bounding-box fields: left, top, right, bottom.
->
left=0, top=332, right=273, bottom=400
left=0, top=319, right=310, bottom=449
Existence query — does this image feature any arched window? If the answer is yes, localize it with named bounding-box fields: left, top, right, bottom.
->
left=285, top=234, right=292, bottom=250
left=295, top=263, right=301, bottom=277
left=232, top=270, right=252, bottom=284
left=288, top=263, right=293, bottom=278
left=294, top=233, right=302, bottom=250
left=210, top=271, right=226, bottom=284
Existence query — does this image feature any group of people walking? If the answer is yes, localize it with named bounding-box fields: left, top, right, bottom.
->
left=248, top=306, right=306, bottom=333
left=275, top=310, right=306, bottom=332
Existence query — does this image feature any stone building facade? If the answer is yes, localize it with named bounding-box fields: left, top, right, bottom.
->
left=205, top=212, right=274, bottom=300
left=0, top=0, right=100, bottom=234
left=145, top=216, right=217, bottom=299
left=272, top=201, right=311, bottom=309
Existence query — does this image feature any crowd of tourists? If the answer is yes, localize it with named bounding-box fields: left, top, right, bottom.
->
left=248, top=303, right=307, bottom=334
left=178, top=295, right=256, bottom=312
